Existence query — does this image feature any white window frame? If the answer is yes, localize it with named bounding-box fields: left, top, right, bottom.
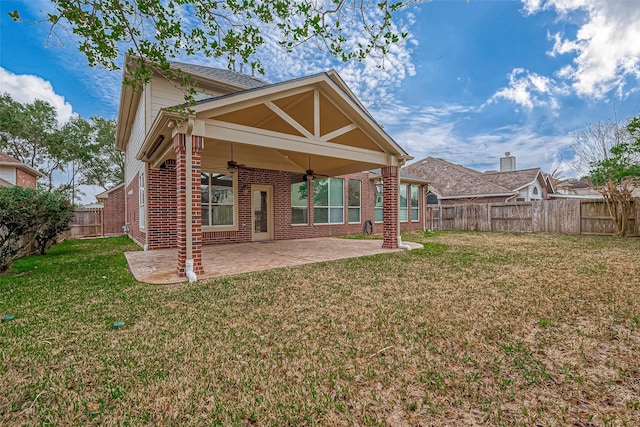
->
left=291, top=181, right=309, bottom=225
left=347, top=179, right=361, bottom=224
left=399, top=184, right=409, bottom=222
left=374, top=182, right=383, bottom=223
left=201, top=171, right=238, bottom=231
left=410, top=186, right=419, bottom=221
left=313, top=177, right=344, bottom=225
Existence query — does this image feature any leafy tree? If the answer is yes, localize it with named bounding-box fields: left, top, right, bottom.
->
left=78, top=117, right=123, bottom=191
left=587, top=116, right=640, bottom=237
left=571, top=118, right=629, bottom=176
left=0, top=186, right=41, bottom=271
left=0, top=94, right=61, bottom=189
left=8, top=0, right=410, bottom=104
left=0, top=94, right=122, bottom=200
left=32, top=191, right=74, bottom=255
left=0, top=186, right=73, bottom=271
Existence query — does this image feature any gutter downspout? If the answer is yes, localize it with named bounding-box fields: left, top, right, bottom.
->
left=397, top=166, right=412, bottom=251
left=185, top=119, right=197, bottom=283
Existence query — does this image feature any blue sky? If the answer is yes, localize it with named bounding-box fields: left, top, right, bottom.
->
left=2, top=0, right=640, bottom=202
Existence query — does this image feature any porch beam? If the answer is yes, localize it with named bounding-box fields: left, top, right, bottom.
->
left=320, top=123, right=357, bottom=142
left=204, top=119, right=391, bottom=165
left=314, top=90, right=320, bottom=139
left=265, top=101, right=314, bottom=139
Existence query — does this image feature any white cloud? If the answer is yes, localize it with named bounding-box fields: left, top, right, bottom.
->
left=0, top=67, right=75, bottom=124
left=249, top=5, right=417, bottom=109
left=372, top=101, right=576, bottom=176
left=525, top=0, right=640, bottom=99
left=488, top=68, right=561, bottom=112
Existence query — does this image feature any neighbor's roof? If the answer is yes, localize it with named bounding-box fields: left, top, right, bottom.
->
left=95, top=182, right=124, bottom=200
left=0, top=152, right=43, bottom=177
left=0, top=152, right=21, bottom=164
left=482, top=168, right=542, bottom=191
left=403, top=157, right=514, bottom=198
left=0, top=177, right=12, bottom=187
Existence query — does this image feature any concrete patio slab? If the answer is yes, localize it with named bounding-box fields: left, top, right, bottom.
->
left=125, top=237, right=423, bottom=284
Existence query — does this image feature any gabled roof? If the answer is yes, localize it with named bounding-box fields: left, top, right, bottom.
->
left=403, top=157, right=514, bottom=198
left=0, top=152, right=43, bottom=177
left=482, top=168, right=542, bottom=191
left=117, top=55, right=271, bottom=151
left=0, top=152, right=21, bottom=164
left=139, top=69, right=411, bottom=176
left=95, top=182, right=124, bottom=200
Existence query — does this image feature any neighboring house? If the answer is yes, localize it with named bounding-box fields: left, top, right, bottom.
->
left=0, top=152, right=42, bottom=188
left=403, top=154, right=553, bottom=206
left=552, top=178, right=640, bottom=199
left=95, top=183, right=126, bottom=236
left=116, top=56, right=420, bottom=277
left=551, top=178, right=603, bottom=199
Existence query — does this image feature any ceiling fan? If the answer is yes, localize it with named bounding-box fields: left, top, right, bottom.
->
left=302, top=155, right=329, bottom=182
left=226, top=143, right=250, bottom=174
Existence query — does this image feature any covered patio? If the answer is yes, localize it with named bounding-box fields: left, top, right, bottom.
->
left=125, top=237, right=423, bottom=284
left=116, top=58, right=416, bottom=281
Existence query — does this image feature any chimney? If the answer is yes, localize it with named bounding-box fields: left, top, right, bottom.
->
left=500, top=152, right=516, bottom=172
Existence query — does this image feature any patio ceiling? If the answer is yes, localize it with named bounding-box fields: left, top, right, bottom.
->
left=140, top=73, right=410, bottom=175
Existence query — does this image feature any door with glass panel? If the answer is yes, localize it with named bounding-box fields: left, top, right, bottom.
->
left=251, top=185, right=273, bottom=241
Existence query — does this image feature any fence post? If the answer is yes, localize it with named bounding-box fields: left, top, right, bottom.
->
left=632, top=197, right=640, bottom=237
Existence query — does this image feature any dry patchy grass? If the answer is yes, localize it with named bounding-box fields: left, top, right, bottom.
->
left=1, top=232, right=639, bottom=426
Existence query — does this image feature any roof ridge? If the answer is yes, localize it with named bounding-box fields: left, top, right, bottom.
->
left=483, top=166, right=541, bottom=175
left=167, top=60, right=269, bottom=87
left=0, top=151, right=21, bottom=164
left=429, top=157, right=513, bottom=192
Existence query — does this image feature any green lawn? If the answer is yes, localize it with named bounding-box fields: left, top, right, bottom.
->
left=1, top=233, right=639, bottom=426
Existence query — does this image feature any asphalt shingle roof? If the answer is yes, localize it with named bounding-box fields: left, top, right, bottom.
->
left=482, top=168, right=541, bottom=191
left=168, top=60, right=269, bottom=90
left=403, top=157, right=514, bottom=198
left=0, top=152, right=21, bottom=164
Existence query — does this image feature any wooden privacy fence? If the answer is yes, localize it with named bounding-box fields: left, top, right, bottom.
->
left=68, top=208, right=103, bottom=238
left=431, top=199, right=639, bottom=236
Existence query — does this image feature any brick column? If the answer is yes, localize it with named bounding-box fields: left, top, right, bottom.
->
left=174, top=134, right=204, bottom=276
left=381, top=166, right=399, bottom=248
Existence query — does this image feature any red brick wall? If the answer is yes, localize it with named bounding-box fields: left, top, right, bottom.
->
left=101, top=185, right=125, bottom=236
left=16, top=169, right=37, bottom=189
left=146, top=166, right=177, bottom=249
left=201, top=170, right=390, bottom=244
left=142, top=167, right=425, bottom=249
left=381, top=166, right=398, bottom=248
left=126, top=171, right=146, bottom=248
left=174, top=134, right=204, bottom=275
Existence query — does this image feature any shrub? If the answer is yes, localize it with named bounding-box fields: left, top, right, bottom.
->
left=0, top=186, right=72, bottom=271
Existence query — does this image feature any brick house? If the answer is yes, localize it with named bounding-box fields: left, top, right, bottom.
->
left=403, top=154, right=554, bottom=206
left=0, top=152, right=42, bottom=188
left=115, top=57, right=424, bottom=277
left=95, top=183, right=126, bottom=236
